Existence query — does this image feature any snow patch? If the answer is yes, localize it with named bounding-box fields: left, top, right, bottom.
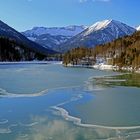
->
left=84, top=20, right=112, bottom=36
left=136, top=25, right=140, bottom=31
left=24, top=25, right=87, bottom=37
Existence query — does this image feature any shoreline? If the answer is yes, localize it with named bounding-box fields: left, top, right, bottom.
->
left=0, top=87, right=48, bottom=98
left=0, top=61, right=62, bottom=65
left=65, top=63, right=140, bottom=73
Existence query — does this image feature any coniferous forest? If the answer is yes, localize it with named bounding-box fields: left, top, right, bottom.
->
left=63, top=31, right=140, bottom=69
left=0, top=37, right=46, bottom=61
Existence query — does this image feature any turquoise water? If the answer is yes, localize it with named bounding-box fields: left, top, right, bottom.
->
left=0, top=64, right=140, bottom=140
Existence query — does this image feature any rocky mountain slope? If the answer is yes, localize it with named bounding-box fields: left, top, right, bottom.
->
left=60, top=20, right=136, bottom=52
left=22, top=25, right=87, bottom=51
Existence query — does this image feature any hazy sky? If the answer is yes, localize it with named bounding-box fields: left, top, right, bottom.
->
left=0, top=0, right=140, bottom=31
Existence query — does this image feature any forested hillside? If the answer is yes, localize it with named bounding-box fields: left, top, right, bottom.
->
left=0, top=37, right=46, bottom=61
left=63, top=31, right=140, bottom=69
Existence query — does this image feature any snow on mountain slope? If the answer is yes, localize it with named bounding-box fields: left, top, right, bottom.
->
left=83, top=19, right=135, bottom=37
left=23, top=25, right=87, bottom=37
left=60, top=19, right=136, bottom=52
left=136, top=25, right=140, bottom=31
left=84, top=20, right=111, bottom=36
left=22, top=25, right=87, bottom=51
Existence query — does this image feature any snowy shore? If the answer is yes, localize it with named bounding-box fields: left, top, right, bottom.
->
left=66, top=63, right=140, bottom=73
left=66, top=63, right=117, bottom=70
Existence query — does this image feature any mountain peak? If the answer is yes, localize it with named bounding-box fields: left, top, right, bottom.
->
left=61, top=20, right=136, bottom=52
left=84, top=19, right=114, bottom=36
left=91, top=19, right=112, bottom=29
left=83, top=19, right=135, bottom=36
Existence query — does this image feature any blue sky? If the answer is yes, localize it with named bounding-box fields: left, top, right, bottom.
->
left=0, top=0, right=140, bottom=31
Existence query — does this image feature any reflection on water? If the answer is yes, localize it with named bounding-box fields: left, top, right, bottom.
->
left=0, top=64, right=140, bottom=140
left=14, top=115, right=140, bottom=140
left=15, top=115, right=117, bottom=140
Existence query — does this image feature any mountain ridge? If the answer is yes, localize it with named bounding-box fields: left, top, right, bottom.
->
left=0, top=19, right=58, bottom=61
left=60, top=19, right=136, bottom=52
left=22, top=25, right=87, bottom=51
left=23, top=25, right=87, bottom=36
left=22, top=19, right=138, bottom=53
left=0, top=20, right=55, bottom=55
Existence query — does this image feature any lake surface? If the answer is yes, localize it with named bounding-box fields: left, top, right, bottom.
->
left=0, top=63, right=140, bottom=140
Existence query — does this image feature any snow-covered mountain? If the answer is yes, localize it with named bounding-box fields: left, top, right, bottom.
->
left=0, top=20, right=55, bottom=55
left=60, top=19, right=136, bottom=52
left=22, top=25, right=87, bottom=51
left=136, top=25, right=140, bottom=31
left=23, top=25, right=87, bottom=36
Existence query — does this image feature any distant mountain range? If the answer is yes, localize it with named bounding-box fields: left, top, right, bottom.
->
left=0, top=20, right=55, bottom=56
left=0, top=19, right=138, bottom=59
left=23, top=20, right=137, bottom=53
left=22, top=25, right=87, bottom=51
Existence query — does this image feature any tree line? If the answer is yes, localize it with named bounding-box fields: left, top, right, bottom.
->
left=63, top=31, right=140, bottom=69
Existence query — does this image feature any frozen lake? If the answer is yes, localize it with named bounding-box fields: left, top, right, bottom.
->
left=0, top=63, right=140, bottom=140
